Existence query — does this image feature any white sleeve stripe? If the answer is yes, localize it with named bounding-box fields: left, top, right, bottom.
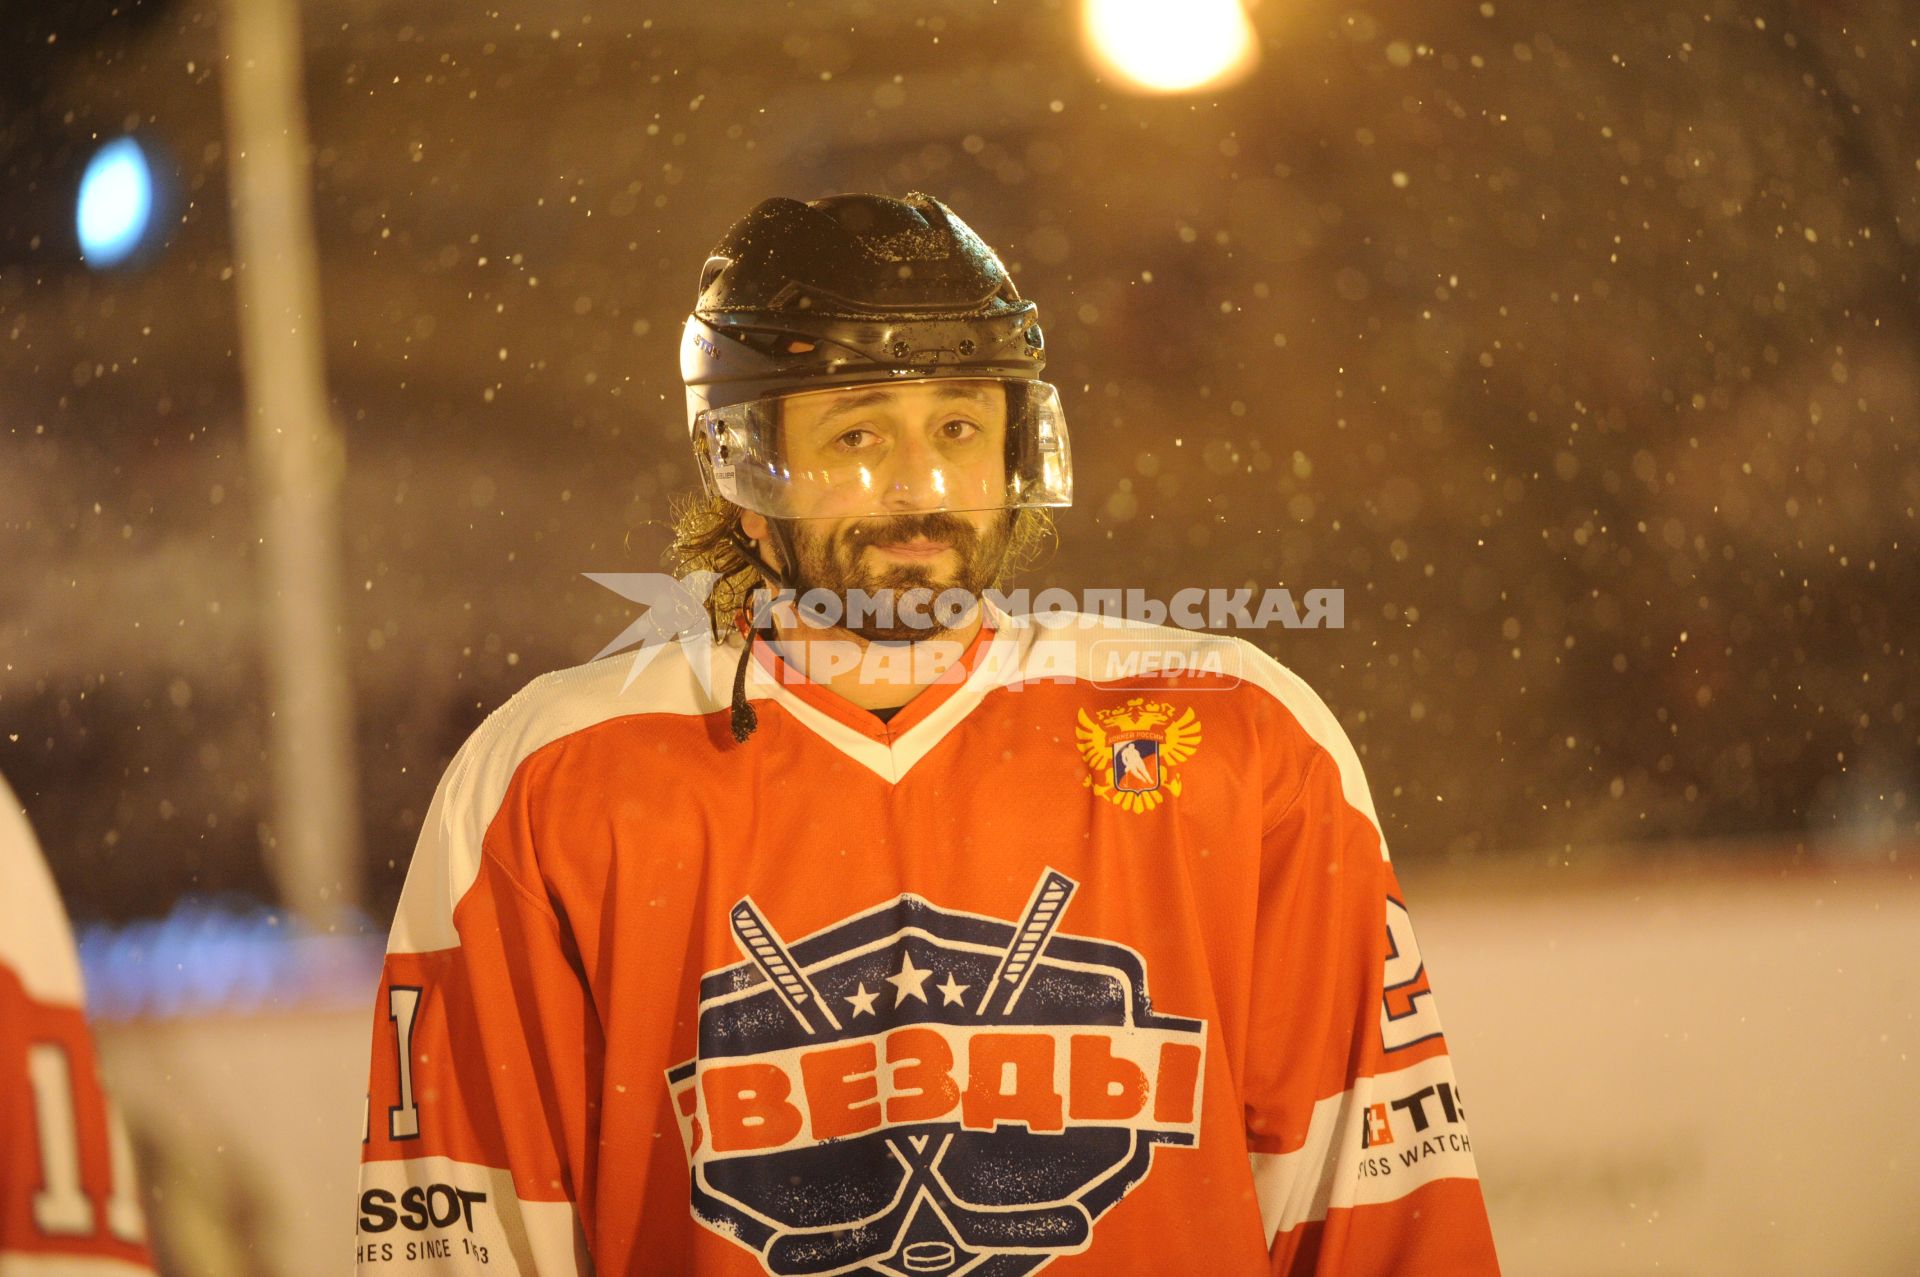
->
left=1249, top=1054, right=1480, bottom=1244
left=358, top=1156, right=587, bottom=1275
left=1240, top=652, right=1391, bottom=861
left=0, top=1256, right=155, bottom=1277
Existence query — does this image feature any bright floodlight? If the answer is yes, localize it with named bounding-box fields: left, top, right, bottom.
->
left=1083, top=0, right=1258, bottom=94
left=76, top=137, right=155, bottom=267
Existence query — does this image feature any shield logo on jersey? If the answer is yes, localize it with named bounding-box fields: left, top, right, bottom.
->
left=666, top=870, right=1207, bottom=1277
left=1112, top=739, right=1160, bottom=793
left=1076, top=699, right=1201, bottom=814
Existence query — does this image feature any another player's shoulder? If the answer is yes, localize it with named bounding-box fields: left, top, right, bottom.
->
left=0, top=772, right=85, bottom=1007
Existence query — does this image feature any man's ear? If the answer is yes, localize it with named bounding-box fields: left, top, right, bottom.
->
left=737, top=510, right=789, bottom=577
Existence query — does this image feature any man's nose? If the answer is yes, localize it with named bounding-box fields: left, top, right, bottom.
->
left=877, top=430, right=948, bottom=512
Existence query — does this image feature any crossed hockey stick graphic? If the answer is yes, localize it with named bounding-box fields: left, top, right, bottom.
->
left=764, top=1133, right=1092, bottom=1275
left=727, top=870, right=1093, bottom=1275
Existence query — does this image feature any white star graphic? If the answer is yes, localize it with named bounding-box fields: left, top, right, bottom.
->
left=844, top=983, right=879, bottom=1018
left=936, top=972, right=970, bottom=1006
left=886, top=952, right=933, bottom=1006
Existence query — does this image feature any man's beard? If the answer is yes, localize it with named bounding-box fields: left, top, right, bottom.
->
left=773, top=510, right=1012, bottom=643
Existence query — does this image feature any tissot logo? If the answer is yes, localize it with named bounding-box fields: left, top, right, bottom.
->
left=357, top=1183, right=488, bottom=1233
left=666, top=870, right=1207, bottom=1276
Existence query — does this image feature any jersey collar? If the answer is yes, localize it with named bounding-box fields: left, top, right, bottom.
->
left=739, top=603, right=1010, bottom=782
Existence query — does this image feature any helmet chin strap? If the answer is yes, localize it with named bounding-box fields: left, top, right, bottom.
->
left=726, top=523, right=797, bottom=595
left=722, top=520, right=802, bottom=745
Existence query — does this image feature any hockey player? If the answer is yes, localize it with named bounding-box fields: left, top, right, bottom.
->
left=358, top=192, right=1500, bottom=1274
left=1, top=772, right=156, bottom=1275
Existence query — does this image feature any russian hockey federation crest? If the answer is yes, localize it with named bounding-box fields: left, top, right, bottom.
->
left=1075, top=699, right=1202, bottom=814
left=666, top=870, right=1206, bottom=1276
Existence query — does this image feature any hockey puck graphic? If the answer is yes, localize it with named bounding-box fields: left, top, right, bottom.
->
left=901, top=1240, right=956, bottom=1272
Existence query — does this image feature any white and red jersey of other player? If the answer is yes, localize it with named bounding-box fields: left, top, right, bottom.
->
left=0, top=774, right=156, bottom=1277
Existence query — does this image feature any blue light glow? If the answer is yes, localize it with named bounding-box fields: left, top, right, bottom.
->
left=76, top=896, right=383, bottom=1021
left=76, top=137, right=155, bottom=267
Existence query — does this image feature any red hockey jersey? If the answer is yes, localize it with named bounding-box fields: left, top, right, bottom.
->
left=358, top=609, right=1499, bottom=1275
left=1, top=775, right=156, bottom=1277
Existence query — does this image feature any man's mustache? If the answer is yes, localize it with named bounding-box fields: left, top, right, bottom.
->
left=840, top=513, right=981, bottom=552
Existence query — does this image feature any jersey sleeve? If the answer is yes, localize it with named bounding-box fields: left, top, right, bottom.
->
left=1242, top=690, right=1500, bottom=1274
left=0, top=779, right=156, bottom=1277
left=357, top=722, right=601, bottom=1276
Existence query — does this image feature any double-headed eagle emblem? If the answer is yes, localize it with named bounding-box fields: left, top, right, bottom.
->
left=1075, top=697, right=1202, bottom=814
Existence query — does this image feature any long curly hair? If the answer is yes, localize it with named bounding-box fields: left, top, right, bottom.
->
left=665, top=493, right=1057, bottom=636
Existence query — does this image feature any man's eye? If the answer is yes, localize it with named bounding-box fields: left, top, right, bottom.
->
left=834, top=428, right=879, bottom=450
left=938, top=418, right=982, bottom=441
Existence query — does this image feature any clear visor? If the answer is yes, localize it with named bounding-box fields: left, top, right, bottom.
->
left=692, top=377, right=1072, bottom=519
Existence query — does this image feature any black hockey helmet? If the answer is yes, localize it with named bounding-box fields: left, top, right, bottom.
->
left=681, top=192, right=1046, bottom=411
left=679, top=192, right=1071, bottom=520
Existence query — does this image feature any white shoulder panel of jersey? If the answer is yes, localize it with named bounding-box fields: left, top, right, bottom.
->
left=388, top=634, right=733, bottom=956
left=0, top=772, right=88, bottom=1007
left=992, top=610, right=1389, bottom=860
left=1230, top=632, right=1391, bottom=861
